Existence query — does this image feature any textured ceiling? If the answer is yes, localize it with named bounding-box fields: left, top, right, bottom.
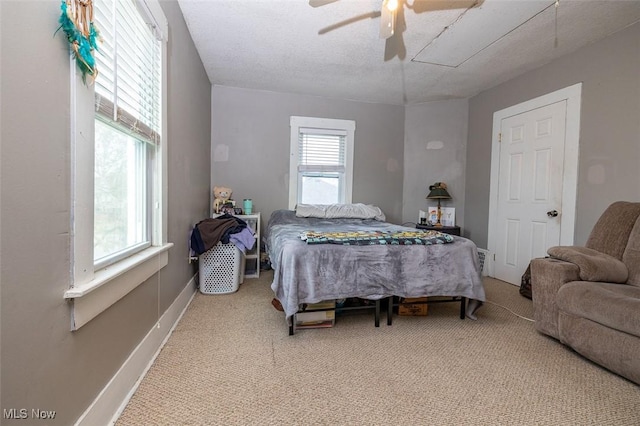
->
left=177, top=0, right=640, bottom=105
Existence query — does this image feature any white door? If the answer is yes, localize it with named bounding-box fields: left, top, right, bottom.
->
left=493, top=101, right=567, bottom=285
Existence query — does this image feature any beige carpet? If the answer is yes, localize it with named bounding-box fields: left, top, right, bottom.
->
left=117, top=272, right=640, bottom=425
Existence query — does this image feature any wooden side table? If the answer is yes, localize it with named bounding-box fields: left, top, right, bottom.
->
left=416, top=224, right=461, bottom=236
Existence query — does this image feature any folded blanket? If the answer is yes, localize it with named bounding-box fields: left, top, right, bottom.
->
left=300, top=229, right=454, bottom=246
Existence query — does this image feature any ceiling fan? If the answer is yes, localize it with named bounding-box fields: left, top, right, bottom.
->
left=310, top=0, right=400, bottom=40
left=310, top=1, right=481, bottom=61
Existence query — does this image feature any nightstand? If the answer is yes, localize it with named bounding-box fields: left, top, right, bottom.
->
left=235, top=213, right=260, bottom=278
left=416, top=224, right=461, bottom=236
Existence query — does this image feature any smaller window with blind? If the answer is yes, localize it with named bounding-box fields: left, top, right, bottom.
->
left=289, top=117, right=355, bottom=209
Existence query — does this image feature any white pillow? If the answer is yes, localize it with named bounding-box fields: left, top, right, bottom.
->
left=295, top=203, right=386, bottom=221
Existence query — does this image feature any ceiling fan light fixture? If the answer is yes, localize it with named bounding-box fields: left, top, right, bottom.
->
left=380, top=0, right=397, bottom=38
left=384, top=0, right=399, bottom=12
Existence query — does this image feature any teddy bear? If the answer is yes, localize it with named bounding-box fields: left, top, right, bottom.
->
left=213, top=186, right=233, bottom=214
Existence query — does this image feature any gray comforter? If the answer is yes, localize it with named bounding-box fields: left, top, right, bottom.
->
left=266, top=210, right=485, bottom=322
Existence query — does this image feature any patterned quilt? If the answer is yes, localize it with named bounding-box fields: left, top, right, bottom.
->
left=300, top=230, right=454, bottom=245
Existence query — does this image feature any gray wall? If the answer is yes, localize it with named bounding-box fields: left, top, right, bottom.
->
left=402, top=99, right=469, bottom=228
left=0, top=1, right=211, bottom=424
left=210, top=86, right=406, bottom=226
left=465, top=21, right=640, bottom=248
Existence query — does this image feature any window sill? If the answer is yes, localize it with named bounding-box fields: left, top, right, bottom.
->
left=64, top=243, right=173, bottom=330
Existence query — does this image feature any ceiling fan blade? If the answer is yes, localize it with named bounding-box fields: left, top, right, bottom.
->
left=379, top=3, right=396, bottom=39
left=407, top=0, right=478, bottom=14
left=318, top=12, right=381, bottom=35
left=309, top=0, right=340, bottom=7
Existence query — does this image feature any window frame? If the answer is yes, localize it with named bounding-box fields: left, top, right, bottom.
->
left=289, top=116, right=355, bottom=209
left=65, top=0, right=172, bottom=331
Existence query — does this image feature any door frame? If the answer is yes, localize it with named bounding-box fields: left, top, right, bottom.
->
left=487, top=83, right=582, bottom=278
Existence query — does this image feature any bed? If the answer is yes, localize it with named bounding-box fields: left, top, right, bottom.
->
left=266, top=206, right=486, bottom=332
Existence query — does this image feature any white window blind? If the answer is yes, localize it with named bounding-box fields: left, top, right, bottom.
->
left=94, top=0, right=162, bottom=144
left=298, top=128, right=347, bottom=173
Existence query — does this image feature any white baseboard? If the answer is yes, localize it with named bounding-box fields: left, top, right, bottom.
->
left=74, top=274, right=198, bottom=426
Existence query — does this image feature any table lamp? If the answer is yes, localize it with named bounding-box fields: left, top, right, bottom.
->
left=426, top=182, right=451, bottom=227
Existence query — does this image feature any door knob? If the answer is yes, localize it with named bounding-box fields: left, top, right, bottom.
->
left=547, top=210, right=559, bottom=218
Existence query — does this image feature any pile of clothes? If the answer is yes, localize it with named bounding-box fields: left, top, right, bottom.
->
left=190, top=213, right=255, bottom=256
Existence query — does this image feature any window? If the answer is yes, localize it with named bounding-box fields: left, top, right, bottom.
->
left=93, top=0, right=161, bottom=268
left=289, top=116, right=355, bottom=209
left=65, top=0, right=171, bottom=330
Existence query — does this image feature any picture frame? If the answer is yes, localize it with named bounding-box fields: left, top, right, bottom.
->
left=418, top=210, right=428, bottom=225
left=427, top=206, right=439, bottom=224
left=441, top=207, right=456, bottom=227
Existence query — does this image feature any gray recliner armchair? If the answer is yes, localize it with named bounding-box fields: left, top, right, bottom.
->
left=530, top=201, right=640, bottom=384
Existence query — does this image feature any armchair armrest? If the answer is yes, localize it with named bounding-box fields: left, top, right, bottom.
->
left=530, top=257, right=580, bottom=339
left=547, top=246, right=628, bottom=283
